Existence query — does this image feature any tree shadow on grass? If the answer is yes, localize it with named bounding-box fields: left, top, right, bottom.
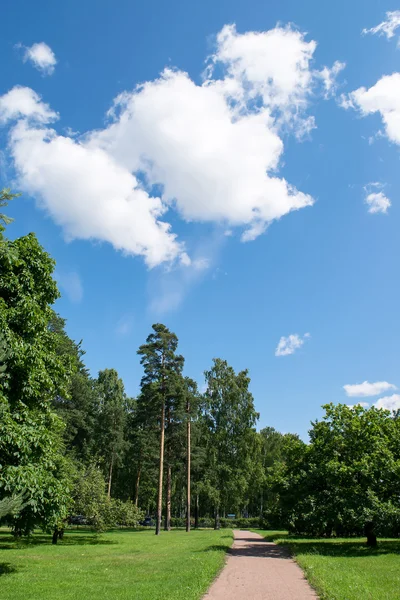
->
left=197, top=545, right=232, bottom=553
left=198, top=542, right=291, bottom=559
left=0, top=532, right=115, bottom=550
left=260, top=532, right=289, bottom=542
left=102, top=528, right=146, bottom=534
left=272, top=538, right=400, bottom=558
left=0, top=563, right=17, bottom=576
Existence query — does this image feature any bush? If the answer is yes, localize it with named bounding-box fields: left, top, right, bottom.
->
left=165, top=516, right=265, bottom=529
left=170, top=517, right=187, bottom=528
left=104, top=499, right=144, bottom=528
left=71, top=465, right=143, bottom=531
left=219, top=517, right=261, bottom=529
left=198, top=518, right=214, bottom=528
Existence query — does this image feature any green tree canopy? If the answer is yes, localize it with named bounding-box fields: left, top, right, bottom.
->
left=273, top=403, right=400, bottom=540
left=203, top=358, right=260, bottom=527
left=0, top=222, right=73, bottom=535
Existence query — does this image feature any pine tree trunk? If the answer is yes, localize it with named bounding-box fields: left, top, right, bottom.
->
left=107, top=454, right=114, bottom=499
left=186, top=400, right=191, bottom=533
left=156, top=401, right=165, bottom=535
left=134, top=465, right=141, bottom=507
left=194, top=495, right=199, bottom=529
left=165, top=463, right=171, bottom=531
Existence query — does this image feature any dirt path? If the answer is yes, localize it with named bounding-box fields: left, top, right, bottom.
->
left=203, top=530, right=317, bottom=600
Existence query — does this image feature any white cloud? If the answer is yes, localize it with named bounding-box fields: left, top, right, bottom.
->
left=364, top=183, right=391, bottom=214
left=1, top=24, right=341, bottom=270
left=0, top=86, right=57, bottom=124
left=362, top=11, right=400, bottom=42
left=210, top=24, right=316, bottom=113
left=275, top=333, right=310, bottom=357
left=343, top=381, right=397, bottom=398
left=342, top=73, right=400, bottom=145
left=55, top=270, right=83, bottom=303
left=21, top=42, right=57, bottom=76
left=374, top=394, right=400, bottom=411
left=92, top=67, right=314, bottom=237
left=8, top=120, right=185, bottom=268
left=319, top=61, right=346, bottom=97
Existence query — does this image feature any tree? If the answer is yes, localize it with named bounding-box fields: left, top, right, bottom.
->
left=0, top=334, right=8, bottom=380
left=122, top=401, right=159, bottom=509
left=203, top=359, right=259, bottom=528
left=50, top=313, right=98, bottom=462
left=252, top=428, right=299, bottom=523
left=95, top=369, right=127, bottom=498
left=0, top=224, right=73, bottom=536
left=137, top=324, right=184, bottom=535
left=274, top=403, right=400, bottom=542
left=0, top=494, right=26, bottom=520
left=182, top=377, right=200, bottom=533
left=0, top=188, right=19, bottom=228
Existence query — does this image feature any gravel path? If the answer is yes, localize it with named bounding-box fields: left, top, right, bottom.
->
left=203, top=530, right=317, bottom=600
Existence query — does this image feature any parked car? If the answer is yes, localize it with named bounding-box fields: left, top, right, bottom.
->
left=69, top=515, right=88, bottom=525
left=139, top=516, right=154, bottom=527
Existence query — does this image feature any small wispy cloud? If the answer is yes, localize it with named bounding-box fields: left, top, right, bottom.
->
left=319, top=60, right=346, bottom=97
left=275, top=332, right=310, bottom=357
left=362, top=11, right=400, bottom=44
left=55, top=271, right=83, bottom=303
left=148, top=230, right=225, bottom=313
left=149, top=258, right=210, bottom=314
left=17, top=42, right=57, bottom=76
left=116, top=314, right=134, bottom=336
left=343, top=381, right=397, bottom=398
left=364, top=183, right=391, bottom=214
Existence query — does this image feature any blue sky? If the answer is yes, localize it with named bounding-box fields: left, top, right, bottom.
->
left=1, top=0, right=400, bottom=438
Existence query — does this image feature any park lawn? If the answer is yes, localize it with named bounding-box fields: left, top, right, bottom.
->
left=0, top=527, right=233, bottom=600
left=254, top=530, right=400, bottom=600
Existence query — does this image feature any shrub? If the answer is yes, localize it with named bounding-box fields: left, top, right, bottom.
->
left=71, top=465, right=143, bottom=531
left=219, top=517, right=261, bottom=529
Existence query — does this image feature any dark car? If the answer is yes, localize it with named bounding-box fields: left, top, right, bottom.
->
left=69, top=515, right=88, bottom=525
left=139, top=516, right=154, bottom=527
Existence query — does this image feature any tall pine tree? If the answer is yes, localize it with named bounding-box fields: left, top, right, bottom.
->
left=137, top=324, right=184, bottom=535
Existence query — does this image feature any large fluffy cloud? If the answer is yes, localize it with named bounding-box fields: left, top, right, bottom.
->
left=92, top=68, right=313, bottom=243
left=1, top=24, right=342, bottom=267
left=9, top=121, right=185, bottom=267
left=0, top=86, right=57, bottom=124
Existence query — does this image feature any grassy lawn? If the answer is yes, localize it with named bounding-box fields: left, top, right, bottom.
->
left=0, top=527, right=232, bottom=600
left=254, top=530, right=400, bottom=600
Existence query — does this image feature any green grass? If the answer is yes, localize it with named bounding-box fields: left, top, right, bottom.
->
left=254, top=530, right=400, bottom=600
left=0, top=527, right=233, bottom=600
